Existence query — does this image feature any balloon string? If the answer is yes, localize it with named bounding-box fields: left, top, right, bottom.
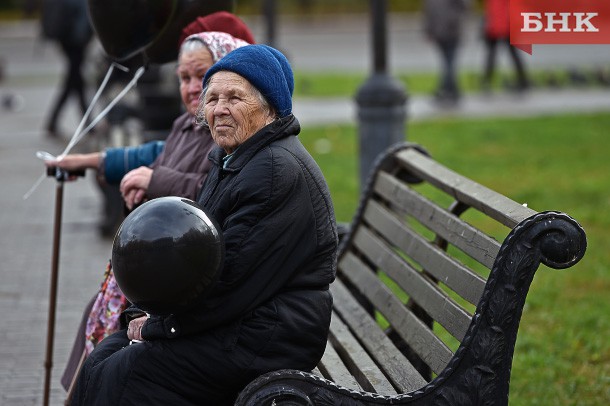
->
left=22, top=173, right=47, bottom=201
left=23, top=63, right=146, bottom=200
left=60, top=63, right=144, bottom=159
left=58, top=63, right=119, bottom=159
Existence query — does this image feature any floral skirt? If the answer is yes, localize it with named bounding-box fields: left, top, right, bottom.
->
left=84, top=260, right=129, bottom=354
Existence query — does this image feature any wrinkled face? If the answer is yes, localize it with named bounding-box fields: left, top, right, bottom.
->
left=177, top=47, right=214, bottom=116
left=202, top=71, right=275, bottom=154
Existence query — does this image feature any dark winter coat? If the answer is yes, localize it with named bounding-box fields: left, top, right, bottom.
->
left=41, top=0, right=92, bottom=47
left=147, top=113, right=214, bottom=200
left=102, top=112, right=214, bottom=201
left=423, top=0, right=470, bottom=42
left=71, top=114, right=337, bottom=405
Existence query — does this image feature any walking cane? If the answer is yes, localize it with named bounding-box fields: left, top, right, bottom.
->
left=43, top=167, right=84, bottom=406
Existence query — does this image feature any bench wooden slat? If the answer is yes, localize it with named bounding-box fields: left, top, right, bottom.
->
left=363, top=199, right=485, bottom=307
left=317, top=340, right=361, bottom=391
left=374, top=170, right=501, bottom=269
left=339, top=251, right=453, bottom=375
left=330, top=278, right=427, bottom=393
left=394, top=148, right=537, bottom=228
left=353, top=225, right=472, bottom=341
left=327, top=309, right=397, bottom=394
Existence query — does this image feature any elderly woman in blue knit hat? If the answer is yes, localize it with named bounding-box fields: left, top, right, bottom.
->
left=70, top=45, right=338, bottom=406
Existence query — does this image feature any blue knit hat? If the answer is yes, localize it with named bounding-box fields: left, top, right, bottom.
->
left=202, top=44, right=293, bottom=118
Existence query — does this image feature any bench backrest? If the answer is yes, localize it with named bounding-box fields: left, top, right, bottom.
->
left=319, top=142, right=585, bottom=397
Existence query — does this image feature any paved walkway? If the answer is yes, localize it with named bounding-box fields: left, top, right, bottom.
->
left=0, top=14, right=609, bottom=405
left=293, top=87, right=610, bottom=126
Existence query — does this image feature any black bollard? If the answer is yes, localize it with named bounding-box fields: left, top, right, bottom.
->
left=355, top=0, right=407, bottom=191
left=263, top=0, right=277, bottom=48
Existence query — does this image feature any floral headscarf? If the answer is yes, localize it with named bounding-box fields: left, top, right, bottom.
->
left=183, top=31, right=249, bottom=63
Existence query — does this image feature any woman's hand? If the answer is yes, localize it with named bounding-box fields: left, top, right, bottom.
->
left=44, top=152, right=101, bottom=172
left=127, top=315, right=148, bottom=341
left=123, top=188, right=147, bottom=211
left=120, top=166, right=153, bottom=210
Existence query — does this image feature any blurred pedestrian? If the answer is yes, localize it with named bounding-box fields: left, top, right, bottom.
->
left=423, top=0, right=471, bottom=106
left=41, top=0, right=94, bottom=138
left=22, top=0, right=38, bottom=17
left=481, top=0, right=530, bottom=92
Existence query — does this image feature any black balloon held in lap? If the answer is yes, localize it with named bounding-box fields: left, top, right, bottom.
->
left=112, top=197, right=224, bottom=315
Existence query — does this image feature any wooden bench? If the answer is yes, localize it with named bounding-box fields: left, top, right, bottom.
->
left=235, top=142, right=587, bottom=406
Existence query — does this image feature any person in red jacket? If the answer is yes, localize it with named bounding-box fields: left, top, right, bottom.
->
left=481, top=0, right=530, bottom=92
left=423, top=0, right=471, bottom=106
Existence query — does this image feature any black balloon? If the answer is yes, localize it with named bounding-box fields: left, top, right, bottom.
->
left=112, top=197, right=224, bottom=315
left=87, top=0, right=233, bottom=64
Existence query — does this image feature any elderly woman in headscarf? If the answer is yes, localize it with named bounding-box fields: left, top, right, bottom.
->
left=55, top=18, right=252, bottom=395
left=116, top=30, right=249, bottom=209
left=45, top=12, right=253, bottom=209
left=70, top=45, right=338, bottom=406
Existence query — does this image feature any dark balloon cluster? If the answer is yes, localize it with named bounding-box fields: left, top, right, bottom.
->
left=87, top=0, right=232, bottom=64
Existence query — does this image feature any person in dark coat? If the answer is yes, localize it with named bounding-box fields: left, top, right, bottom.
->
left=42, top=0, right=93, bottom=138
left=70, top=44, right=338, bottom=405
left=422, top=0, right=471, bottom=106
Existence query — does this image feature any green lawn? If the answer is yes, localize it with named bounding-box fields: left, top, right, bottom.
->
left=299, top=112, right=610, bottom=406
left=293, top=68, right=606, bottom=98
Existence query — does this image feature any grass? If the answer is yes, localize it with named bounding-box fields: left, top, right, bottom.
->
left=294, top=70, right=478, bottom=97
left=298, top=112, right=610, bottom=406
left=293, top=68, right=610, bottom=98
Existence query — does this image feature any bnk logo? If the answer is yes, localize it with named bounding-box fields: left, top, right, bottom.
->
left=521, top=12, right=598, bottom=32
left=510, top=0, right=610, bottom=54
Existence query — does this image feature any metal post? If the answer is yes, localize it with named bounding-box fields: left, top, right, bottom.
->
left=263, top=0, right=277, bottom=47
left=43, top=177, right=64, bottom=406
left=355, top=0, right=408, bottom=190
